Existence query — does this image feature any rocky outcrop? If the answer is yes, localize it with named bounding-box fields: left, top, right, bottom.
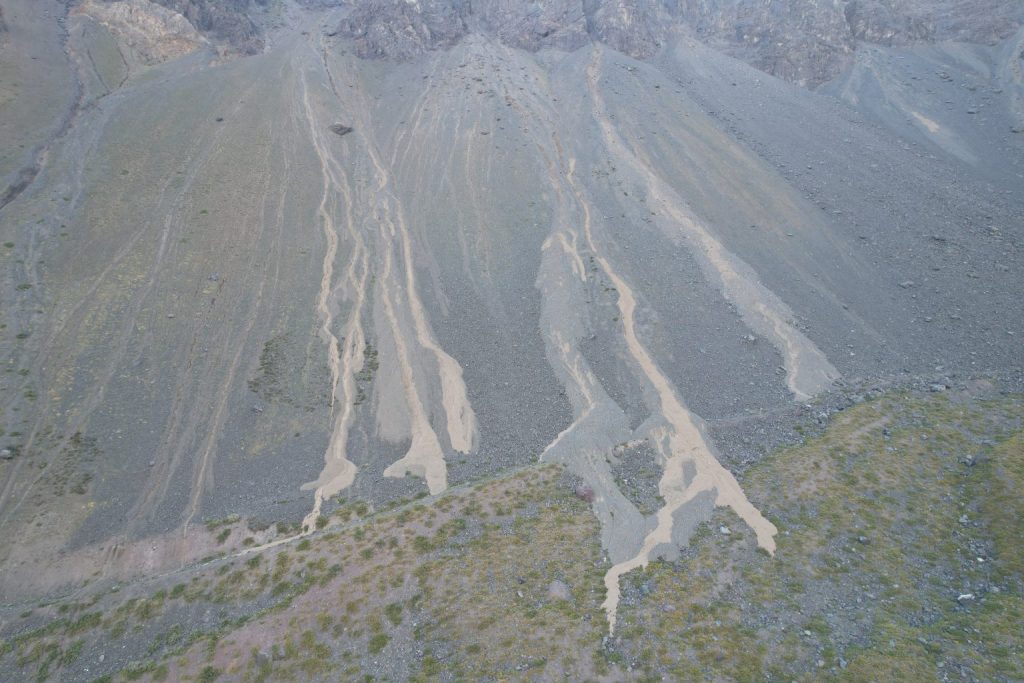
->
left=146, top=0, right=267, bottom=55
left=82, top=0, right=1017, bottom=79
left=672, top=0, right=858, bottom=86
left=333, top=0, right=1023, bottom=86
left=117, top=0, right=1016, bottom=81
left=75, top=0, right=207, bottom=64
left=337, top=0, right=468, bottom=61
left=336, top=0, right=672, bottom=61
left=584, top=0, right=676, bottom=58
left=927, top=0, right=1024, bottom=44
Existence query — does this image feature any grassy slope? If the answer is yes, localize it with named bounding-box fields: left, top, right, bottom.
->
left=1, top=389, right=1020, bottom=682
left=614, top=391, right=1023, bottom=682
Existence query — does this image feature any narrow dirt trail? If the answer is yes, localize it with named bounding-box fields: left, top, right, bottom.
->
left=182, top=126, right=280, bottom=535
left=0, top=74, right=263, bottom=536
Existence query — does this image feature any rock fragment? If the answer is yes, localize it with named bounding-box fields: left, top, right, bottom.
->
left=574, top=485, right=594, bottom=503
left=547, top=580, right=571, bottom=601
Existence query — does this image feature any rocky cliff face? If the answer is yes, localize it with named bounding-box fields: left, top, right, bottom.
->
left=335, top=0, right=1023, bottom=86
left=337, top=0, right=674, bottom=62
left=91, top=0, right=1020, bottom=83
left=337, top=0, right=469, bottom=60
left=145, top=0, right=267, bottom=54
left=474, top=1, right=590, bottom=53
left=75, top=0, right=207, bottom=64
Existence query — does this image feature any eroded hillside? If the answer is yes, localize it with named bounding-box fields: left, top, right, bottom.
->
left=1, top=388, right=1020, bottom=681
left=0, top=2, right=1022, bottom=680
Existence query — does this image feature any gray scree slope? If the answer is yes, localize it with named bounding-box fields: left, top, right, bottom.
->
left=0, top=0, right=1021, bottom=618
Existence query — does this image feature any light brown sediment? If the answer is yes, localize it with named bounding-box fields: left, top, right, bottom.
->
left=326, top=50, right=475, bottom=492
left=296, top=54, right=373, bottom=530
left=567, top=48, right=781, bottom=631
left=500, top=51, right=773, bottom=627
left=542, top=232, right=587, bottom=283
left=363, top=124, right=478, bottom=459
left=586, top=48, right=838, bottom=402
left=398, top=223, right=478, bottom=454
left=910, top=111, right=941, bottom=134
left=524, top=77, right=649, bottom=564
left=837, top=49, right=977, bottom=164
left=378, top=246, right=449, bottom=494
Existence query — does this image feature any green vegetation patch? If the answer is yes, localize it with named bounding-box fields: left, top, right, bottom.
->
left=3, top=391, right=1019, bottom=682
left=612, top=391, right=1023, bottom=682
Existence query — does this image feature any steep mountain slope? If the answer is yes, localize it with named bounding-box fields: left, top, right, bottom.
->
left=144, top=0, right=268, bottom=54
left=0, top=0, right=78, bottom=211
left=1, top=390, right=1020, bottom=682
left=824, top=26, right=1024, bottom=167
left=0, top=0, right=1021, bottom=653
left=336, top=0, right=1023, bottom=84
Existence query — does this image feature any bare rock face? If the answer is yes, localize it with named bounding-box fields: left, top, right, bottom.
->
left=145, top=0, right=268, bottom=55
left=927, top=0, right=1024, bottom=44
left=75, top=0, right=208, bottom=64
left=338, top=0, right=469, bottom=60
left=584, top=0, right=676, bottom=59
left=843, top=0, right=932, bottom=45
left=84, top=0, right=1018, bottom=80
left=681, top=0, right=1020, bottom=84
left=332, top=0, right=1022, bottom=86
